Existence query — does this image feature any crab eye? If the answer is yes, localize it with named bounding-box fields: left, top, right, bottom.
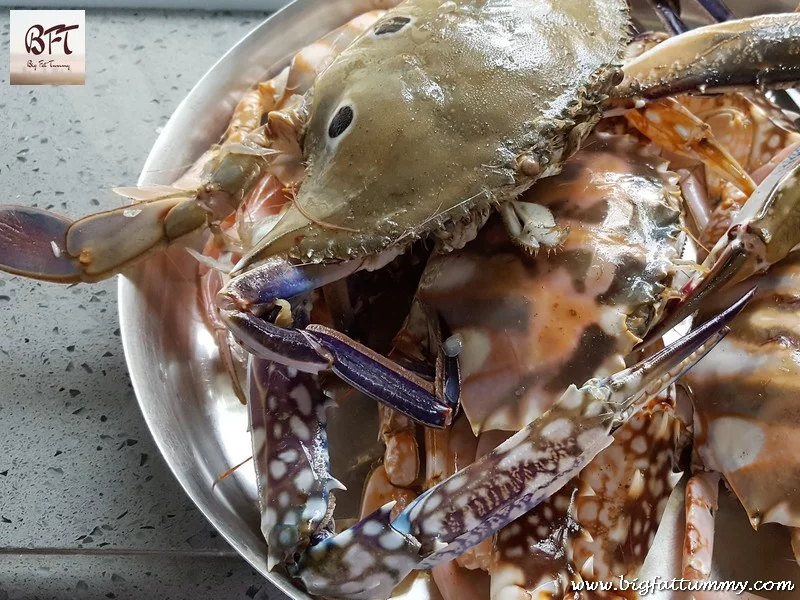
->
left=375, top=16, right=411, bottom=36
left=328, top=106, right=354, bottom=139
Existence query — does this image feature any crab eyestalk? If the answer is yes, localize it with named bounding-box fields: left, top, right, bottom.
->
left=289, top=289, right=753, bottom=600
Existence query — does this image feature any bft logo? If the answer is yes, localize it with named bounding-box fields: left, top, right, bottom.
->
left=25, top=23, right=80, bottom=56
left=10, top=10, right=86, bottom=85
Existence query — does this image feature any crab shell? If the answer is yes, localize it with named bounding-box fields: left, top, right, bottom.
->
left=685, top=252, right=800, bottom=530
left=415, top=132, right=686, bottom=434
left=249, top=0, right=629, bottom=263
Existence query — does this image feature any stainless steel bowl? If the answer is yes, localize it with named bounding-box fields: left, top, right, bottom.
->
left=119, top=2, right=800, bottom=599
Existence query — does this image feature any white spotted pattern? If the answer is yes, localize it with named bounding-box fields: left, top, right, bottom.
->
left=290, top=384, right=313, bottom=416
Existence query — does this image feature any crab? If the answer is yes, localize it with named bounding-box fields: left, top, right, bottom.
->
left=381, top=129, right=696, bottom=598
left=674, top=94, right=800, bottom=590
left=2, top=0, right=800, bottom=598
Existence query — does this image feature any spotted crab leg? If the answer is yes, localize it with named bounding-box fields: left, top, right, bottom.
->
left=683, top=474, right=769, bottom=600
left=218, top=258, right=460, bottom=428
left=288, top=292, right=750, bottom=600
left=611, top=13, right=800, bottom=102
left=491, top=388, right=687, bottom=599
left=645, top=145, right=800, bottom=342
left=248, top=357, right=342, bottom=570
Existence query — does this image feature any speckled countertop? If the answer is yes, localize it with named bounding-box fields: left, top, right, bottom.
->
left=0, top=9, right=289, bottom=600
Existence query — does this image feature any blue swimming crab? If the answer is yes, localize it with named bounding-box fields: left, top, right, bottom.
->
left=2, top=1, right=800, bottom=598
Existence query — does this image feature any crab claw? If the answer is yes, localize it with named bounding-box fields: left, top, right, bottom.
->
left=222, top=308, right=455, bottom=428
left=221, top=255, right=363, bottom=311
left=222, top=310, right=332, bottom=373
left=0, top=192, right=209, bottom=283
left=219, top=254, right=459, bottom=428
left=248, top=358, right=343, bottom=570
left=644, top=145, right=800, bottom=343
left=393, top=288, right=752, bottom=569
left=284, top=290, right=752, bottom=600
left=305, top=324, right=460, bottom=423
left=614, top=13, right=800, bottom=101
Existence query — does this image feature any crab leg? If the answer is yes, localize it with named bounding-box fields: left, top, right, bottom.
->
left=378, top=406, right=420, bottom=490
left=683, top=475, right=768, bottom=600
left=0, top=11, right=385, bottom=284
left=289, top=292, right=749, bottom=600
left=682, top=471, right=721, bottom=581
left=646, top=145, right=800, bottom=341
left=612, top=14, right=800, bottom=101
left=695, top=0, right=734, bottom=22
left=626, top=98, right=756, bottom=195
left=0, top=117, right=287, bottom=283
left=360, top=464, right=417, bottom=521
left=248, top=357, right=342, bottom=570
left=491, top=389, right=686, bottom=599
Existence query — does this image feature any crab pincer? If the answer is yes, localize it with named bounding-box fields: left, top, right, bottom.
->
left=218, top=256, right=460, bottom=429
left=287, top=289, right=753, bottom=600
left=614, top=12, right=800, bottom=101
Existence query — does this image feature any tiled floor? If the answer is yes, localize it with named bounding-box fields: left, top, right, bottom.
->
left=0, top=9, right=287, bottom=599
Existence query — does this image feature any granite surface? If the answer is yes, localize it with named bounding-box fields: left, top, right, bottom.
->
left=0, top=9, right=288, bottom=599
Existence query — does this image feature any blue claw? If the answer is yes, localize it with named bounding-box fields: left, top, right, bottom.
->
left=219, top=307, right=456, bottom=428
left=305, top=325, right=454, bottom=428
left=223, top=310, right=331, bottom=373
left=647, top=0, right=688, bottom=34
left=442, top=354, right=461, bottom=412
left=696, top=0, right=734, bottom=22
left=223, top=256, right=362, bottom=310
left=219, top=245, right=460, bottom=428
